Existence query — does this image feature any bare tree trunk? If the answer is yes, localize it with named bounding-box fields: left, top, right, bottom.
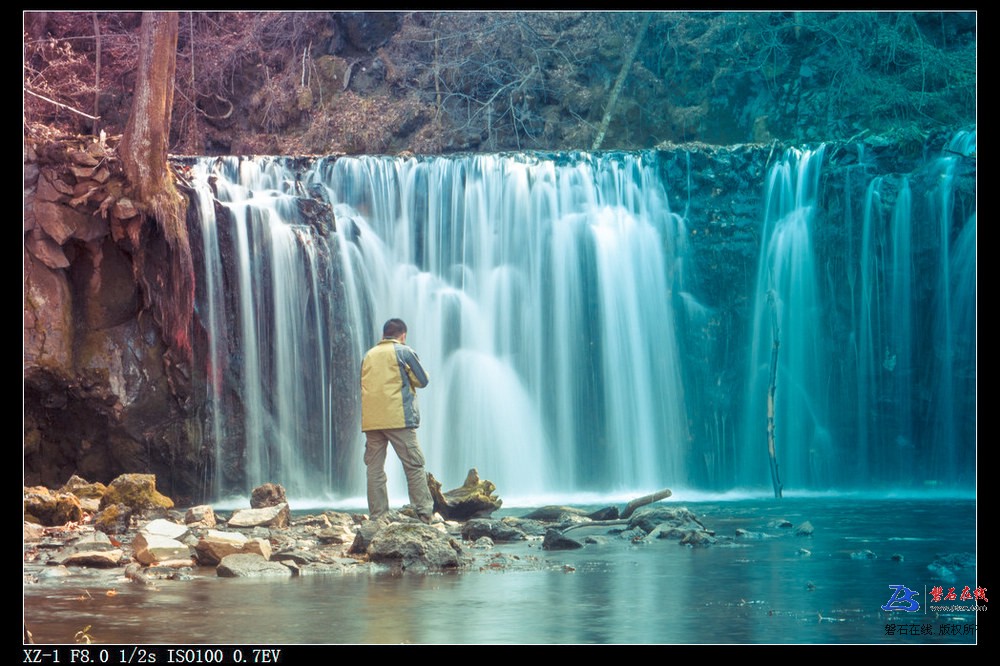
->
left=591, top=13, right=651, bottom=151
left=766, top=290, right=783, bottom=498
left=92, top=12, right=101, bottom=135
left=121, top=11, right=179, bottom=203
left=119, top=11, right=194, bottom=384
left=188, top=12, right=198, bottom=153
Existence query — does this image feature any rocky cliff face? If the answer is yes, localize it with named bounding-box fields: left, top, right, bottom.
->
left=24, top=135, right=205, bottom=503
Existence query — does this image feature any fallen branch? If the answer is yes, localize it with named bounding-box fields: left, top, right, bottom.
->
left=560, top=487, right=673, bottom=533
left=591, top=13, right=651, bottom=151
left=561, top=519, right=627, bottom=534
left=621, top=488, right=673, bottom=519
left=24, top=88, right=100, bottom=121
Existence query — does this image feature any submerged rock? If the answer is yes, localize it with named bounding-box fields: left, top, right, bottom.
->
left=57, top=549, right=125, bottom=568
left=462, top=518, right=528, bottom=542
left=521, top=506, right=591, bottom=522
left=628, top=506, right=708, bottom=535
left=587, top=506, right=620, bottom=521
left=927, top=552, right=975, bottom=581
left=216, top=553, right=292, bottom=578
left=542, top=528, right=583, bottom=551
left=52, top=532, right=124, bottom=567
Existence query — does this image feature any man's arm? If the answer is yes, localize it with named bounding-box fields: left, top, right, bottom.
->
left=399, top=347, right=429, bottom=389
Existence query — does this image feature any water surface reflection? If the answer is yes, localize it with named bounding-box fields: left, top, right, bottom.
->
left=23, top=497, right=978, bottom=645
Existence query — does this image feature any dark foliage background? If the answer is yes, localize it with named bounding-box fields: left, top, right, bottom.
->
left=24, top=11, right=976, bottom=155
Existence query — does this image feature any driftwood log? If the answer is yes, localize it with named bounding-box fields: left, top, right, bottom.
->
left=428, top=468, right=503, bottom=521
left=561, top=488, right=672, bottom=534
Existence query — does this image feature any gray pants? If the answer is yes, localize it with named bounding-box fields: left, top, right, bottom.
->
left=363, top=428, right=434, bottom=520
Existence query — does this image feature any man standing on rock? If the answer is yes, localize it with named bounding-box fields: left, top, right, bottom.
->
left=360, top=318, right=435, bottom=523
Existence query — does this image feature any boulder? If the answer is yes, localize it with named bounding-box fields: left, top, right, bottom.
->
left=615, top=527, right=647, bottom=542
left=59, top=475, right=107, bottom=501
left=23, top=486, right=84, bottom=526
left=521, top=506, right=591, bottom=522
left=195, top=531, right=273, bottom=565
left=228, top=503, right=290, bottom=529
left=367, top=522, right=468, bottom=570
left=139, top=518, right=190, bottom=541
left=470, top=536, right=494, bottom=549
left=542, top=528, right=583, bottom=551
left=131, top=533, right=192, bottom=566
left=587, top=506, right=620, bottom=521
left=24, top=521, right=46, bottom=542
left=250, top=483, right=288, bottom=509
left=244, top=538, right=272, bottom=561
left=57, top=549, right=124, bottom=568
left=627, top=506, right=707, bottom=535
left=428, top=469, right=502, bottom=520
left=461, top=518, right=527, bottom=542
left=53, top=531, right=123, bottom=567
left=496, top=517, right=548, bottom=537
left=348, top=516, right=391, bottom=555
left=184, top=505, right=216, bottom=528
left=795, top=521, right=814, bottom=536
left=272, top=550, right=322, bottom=566
left=292, top=562, right=349, bottom=576
left=99, top=474, right=174, bottom=512
left=93, top=503, right=132, bottom=534
left=195, top=530, right=249, bottom=565
left=678, top=530, right=717, bottom=547
left=216, top=553, right=292, bottom=578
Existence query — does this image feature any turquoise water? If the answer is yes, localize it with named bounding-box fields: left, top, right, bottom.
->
left=23, top=496, right=979, bottom=645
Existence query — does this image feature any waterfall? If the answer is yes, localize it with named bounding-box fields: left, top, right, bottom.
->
left=740, top=146, right=831, bottom=489
left=192, top=151, right=692, bottom=500
left=187, top=136, right=974, bottom=501
left=925, top=130, right=977, bottom=484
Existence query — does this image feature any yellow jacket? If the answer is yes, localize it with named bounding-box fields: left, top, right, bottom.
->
left=360, top=338, right=429, bottom=431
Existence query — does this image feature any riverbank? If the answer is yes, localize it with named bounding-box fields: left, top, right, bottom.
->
left=24, top=487, right=979, bottom=645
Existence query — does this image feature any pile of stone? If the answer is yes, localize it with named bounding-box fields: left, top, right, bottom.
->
left=23, top=474, right=478, bottom=581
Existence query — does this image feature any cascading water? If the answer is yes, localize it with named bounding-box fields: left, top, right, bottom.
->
left=847, top=130, right=977, bottom=489
left=191, top=151, right=692, bottom=501
left=188, top=135, right=974, bottom=502
left=740, top=146, right=831, bottom=490
left=925, top=130, right=977, bottom=483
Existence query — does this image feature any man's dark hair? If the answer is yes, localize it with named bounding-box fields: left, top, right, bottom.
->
left=383, top=318, right=407, bottom=339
